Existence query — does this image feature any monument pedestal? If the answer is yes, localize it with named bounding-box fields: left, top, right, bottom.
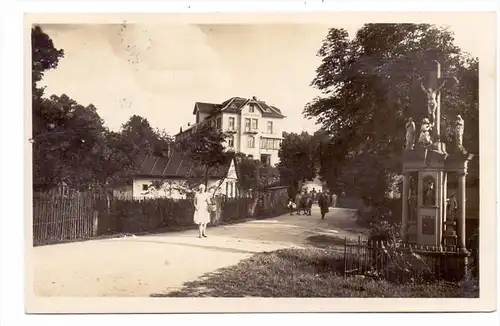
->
left=401, top=143, right=473, bottom=280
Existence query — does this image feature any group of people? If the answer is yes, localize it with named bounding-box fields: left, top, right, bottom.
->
left=288, top=188, right=338, bottom=220
left=192, top=184, right=341, bottom=239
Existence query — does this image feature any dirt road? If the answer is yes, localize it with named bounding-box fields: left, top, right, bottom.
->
left=31, top=206, right=362, bottom=297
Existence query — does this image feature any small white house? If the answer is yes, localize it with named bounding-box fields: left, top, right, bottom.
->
left=114, top=151, right=239, bottom=200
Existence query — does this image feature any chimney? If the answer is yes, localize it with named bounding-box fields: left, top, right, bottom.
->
left=180, top=127, right=183, bottom=133
left=252, top=96, right=257, bottom=101
left=187, top=122, right=191, bottom=126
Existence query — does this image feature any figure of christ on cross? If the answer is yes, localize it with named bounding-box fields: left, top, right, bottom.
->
left=418, top=60, right=458, bottom=142
left=420, top=79, right=447, bottom=126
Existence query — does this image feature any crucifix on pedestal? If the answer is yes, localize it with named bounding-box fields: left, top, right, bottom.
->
left=419, top=60, right=459, bottom=146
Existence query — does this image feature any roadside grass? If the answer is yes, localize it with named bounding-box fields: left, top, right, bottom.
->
left=152, top=248, right=474, bottom=298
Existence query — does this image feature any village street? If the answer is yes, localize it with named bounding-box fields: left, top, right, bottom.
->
left=32, top=206, right=364, bottom=297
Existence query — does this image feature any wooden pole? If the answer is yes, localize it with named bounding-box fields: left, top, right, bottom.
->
left=401, top=172, right=409, bottom=242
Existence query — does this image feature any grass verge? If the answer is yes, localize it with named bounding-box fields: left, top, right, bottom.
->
left=151, top=248, right=477, bottom=298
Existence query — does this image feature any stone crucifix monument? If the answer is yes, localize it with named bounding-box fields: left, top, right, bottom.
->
left=401, top=60, right=473, bottom=260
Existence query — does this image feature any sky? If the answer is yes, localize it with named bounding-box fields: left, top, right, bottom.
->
left=39, top=23, right=480, bottom=136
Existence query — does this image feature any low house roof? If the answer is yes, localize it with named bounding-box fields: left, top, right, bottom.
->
left=133, top=151, right=232, bottom=179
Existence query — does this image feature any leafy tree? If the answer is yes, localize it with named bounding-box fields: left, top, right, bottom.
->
left=304, top=24, right=479, bottom=199
left=92, top=129, right=136, bottom=187
left=277, top=132, right=317, bottom=191
left=175, top=123, right=228, bottom=188
left=234, top=152, right=281, bottom=193
left=32, top=94, right=105, bottom=190
left=31, top=25, right=64, bottom=103
left=120, top=115, right=173, bottom=157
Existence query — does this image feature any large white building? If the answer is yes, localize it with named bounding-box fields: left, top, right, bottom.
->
left=175, top=96, right=286, bottom=167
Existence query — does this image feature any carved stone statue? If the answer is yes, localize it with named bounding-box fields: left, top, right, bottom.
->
left=423, top=177, right=436, bottom=206
left=418, top=118, right=433, bottom=146
left=421, top=80, right=447, bottom=124
left=405, top=117, right=416, bottom=150
left=455, top=114, right=465, bottom=150
left=446, top=192, right=458, bottom=221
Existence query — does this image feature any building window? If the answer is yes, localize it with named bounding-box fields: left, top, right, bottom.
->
left=228, top=135, right=234, bottom=147
left=249, top=103, right=255, bottom=113
left=261, top=154, right=271, bottom=166
left=216, top=117, right=222, bottom=129
left=245, top=118, right=251, bottom=132
left=228, top=117, right=235, bottom=130
left=260, top=138, right=267, bottom=149
left=247, top=136, right=255, bottom=148
left=142, top=184, right=149, bottom=191
left=230, top=182, right=234, bottom=198
left=252, top=119, right=258, bottom=130
left=260, top=138, right=281, bottom=150
left=226, top=182, right=229, bottom=197
left=267, top=121, right=273, bottom=134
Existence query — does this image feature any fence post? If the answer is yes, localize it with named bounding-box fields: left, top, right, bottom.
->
left=343, top=237, right=347, bottom=277
left=92, top=211, right=99, bottom=236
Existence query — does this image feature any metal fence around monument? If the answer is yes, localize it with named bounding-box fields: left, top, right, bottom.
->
left=342, top=236, right=477, bottom=283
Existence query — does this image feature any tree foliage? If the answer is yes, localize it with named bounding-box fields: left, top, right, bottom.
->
left=120, top=115, right=172, bottom=157
left=32, top=94, right=106, bottom=190
left=175, top=123, right=229, bottom=188
left=31, top=25, right=64, bottom=102
left=235, top=152, right=281, bottom=192
left=304, top=24, right=479, bottom=198
left=277, top=132, right=317, bottom=190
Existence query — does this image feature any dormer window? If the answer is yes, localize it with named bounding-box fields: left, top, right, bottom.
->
left=228, top=117, right=235, bottom=130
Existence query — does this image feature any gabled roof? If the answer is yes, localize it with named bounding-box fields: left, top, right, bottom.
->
left=133, top=151, right=232, bottom=179
left=192, top=97, right=285, bottom=119
left=192, top=102, right=221, bottom=115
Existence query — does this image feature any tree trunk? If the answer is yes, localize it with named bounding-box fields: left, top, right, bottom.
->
left=204, top=165, right=209, bottom=189
left=104, top=180, right=111, bottom=215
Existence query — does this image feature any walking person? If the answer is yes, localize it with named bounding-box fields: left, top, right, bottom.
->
left=331, top=192, right=338, bottom=208
left=295, top=191, right=302, bottom=215
left=318, top=190, right=330, bottom=220
left=306, top=192, right=313, bottom=216
left=193, top=184, right=211, bottom=238
left=288, top=197, right=295, bottom=215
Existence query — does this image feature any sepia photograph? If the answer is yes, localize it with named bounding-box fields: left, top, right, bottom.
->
left=24, top=11, right=497, bottom=314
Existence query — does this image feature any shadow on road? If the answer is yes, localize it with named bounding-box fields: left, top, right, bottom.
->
left=104, top=238, right=261, bottom=255
left=305, top=234, right=346, bottom=248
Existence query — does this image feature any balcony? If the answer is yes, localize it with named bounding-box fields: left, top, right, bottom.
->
left=243, top=128, right=258, bottom=135
left=226, top=128, right=238, bottom=134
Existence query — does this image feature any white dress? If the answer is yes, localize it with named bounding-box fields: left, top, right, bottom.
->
left=193, top=192, right=211, bottom=225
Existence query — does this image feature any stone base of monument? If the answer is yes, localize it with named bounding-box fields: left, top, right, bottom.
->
left=427, top=250, right=470, bottom=282
left=407, top=221, right=418, bottom=244
left=443, top=219, right=458, bottom=246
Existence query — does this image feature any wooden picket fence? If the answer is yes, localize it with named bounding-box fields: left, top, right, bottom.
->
left=32, top=189, right=99, bottom=246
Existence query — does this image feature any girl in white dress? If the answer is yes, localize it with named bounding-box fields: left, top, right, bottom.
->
left=193, top=184, right=211, bottom=238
